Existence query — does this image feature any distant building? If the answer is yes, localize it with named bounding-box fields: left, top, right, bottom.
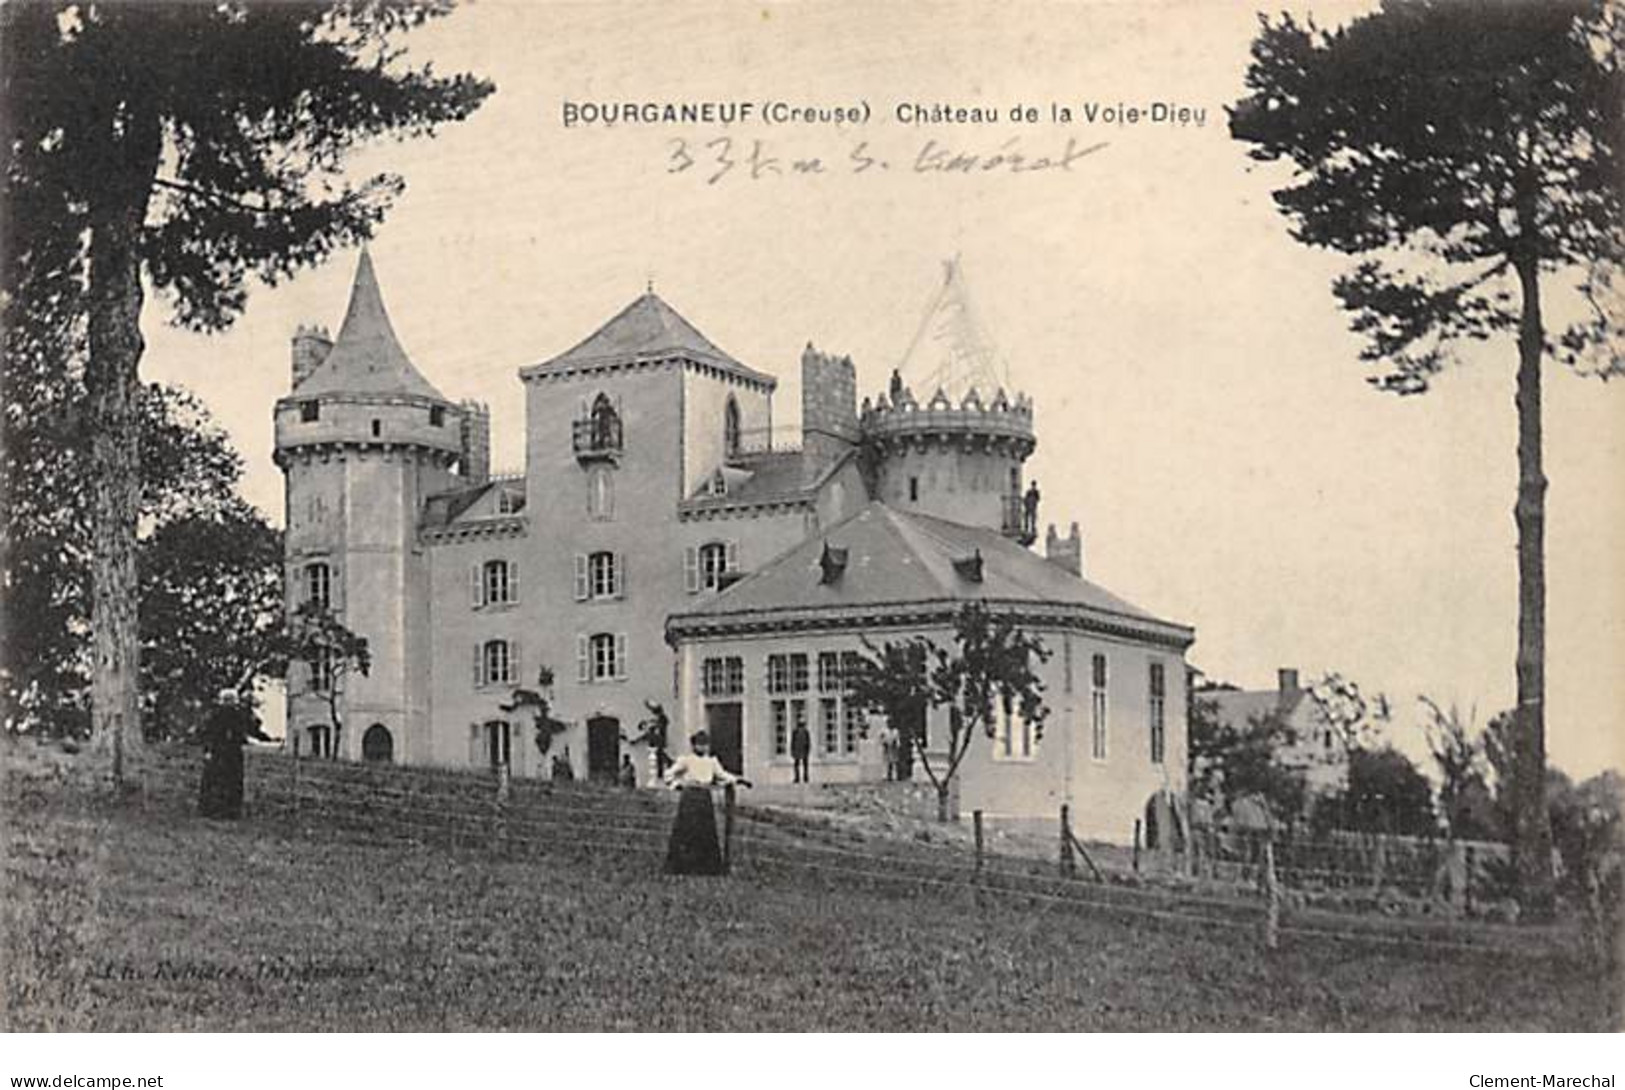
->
left=273, top=251, right=1195, bottom=841
left=1199, top=668, right=1349, bottom=795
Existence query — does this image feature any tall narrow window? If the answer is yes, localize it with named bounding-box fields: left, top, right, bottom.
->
left=699, top=542, right=728, bottom=590
left=587, top=466, right=614, bottom=520
left=590, top=392, right=622, bottom=450
left=1148, top=662, right=1166, bottom=765
left=304, top=562, right=331, bottom=611
left=771, top=700, right=789, bottom=756
left=820, top=697, right=840, bottom=755
left=1091, top=653, right=1108, bottom=760
left=483, top=639, right=512, bottom=687
left=724, top=395, right=741, bottom=457
left=588, top=551, right=620, bottom=599
left=310, top=647, right=333, bottom=693
left=587, top=632, right=624, bottom=681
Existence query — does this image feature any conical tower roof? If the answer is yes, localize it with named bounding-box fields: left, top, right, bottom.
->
left=297, top=250, right=448, bottom=401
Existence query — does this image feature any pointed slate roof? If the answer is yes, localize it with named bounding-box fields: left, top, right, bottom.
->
left=670, top=502, right=1192, bottom=645
left=297, top=250, right=448, bottom=400
left=524, top=290, right=775, bottom=385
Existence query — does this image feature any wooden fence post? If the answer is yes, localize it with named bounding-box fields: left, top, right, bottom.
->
left=1262, top=838, right=1281, bottom=951
left=1059, top=804, right=1076, bottom=878
left=722, top=783, right=736, bottom=874
left=1133, top=818, right=1142, bottom=874
left=973, top=810, right=984, bottom=875
left=495, top=762, right=512, bottom=859
left=291, top=733, right=302, bottom=828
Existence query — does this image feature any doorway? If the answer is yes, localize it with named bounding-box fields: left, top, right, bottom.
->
left=706, top=703, right=743, bottom=776
left=362, top=723, right=393, bottom=763
left=483, top=721, right=511, bottom=769
left=586, top=715, right=620, bottom=783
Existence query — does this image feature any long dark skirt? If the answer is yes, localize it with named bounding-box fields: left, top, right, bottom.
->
left=665, top=786, right=725, bottom=876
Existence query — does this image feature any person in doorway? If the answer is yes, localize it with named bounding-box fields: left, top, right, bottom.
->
left=662, top=731, right=747, bottom=875
left=790, top=717, right=812, bottom=784
left=618, top=754, right=637, bottom=790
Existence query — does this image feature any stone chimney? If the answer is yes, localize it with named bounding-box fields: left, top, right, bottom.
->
left=1277, top=668, right=1300, bottom=707
left=459, top=399, right=491, bottom=485
left=801, top=344, right=858, bottom=477
left=291, top=324, right=333, bottom=389
left=1044, top=521, right=1083, bottom=577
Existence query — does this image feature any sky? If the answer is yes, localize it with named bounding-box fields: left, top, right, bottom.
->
left=137, top=0, right=1624, bottom=779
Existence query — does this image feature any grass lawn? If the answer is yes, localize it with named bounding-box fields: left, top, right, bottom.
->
left=3, top=762, right=1615, bottom=1031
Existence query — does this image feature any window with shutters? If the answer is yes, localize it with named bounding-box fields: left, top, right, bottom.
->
left=589, top=551, right=620, bottom=599
left=698, top=541, right=728, bottom=590
left=303, top=562, right=331, bottom=611
left=584, top=632, right=624, bottom=683
left=482, top=559, right=515, bottom=606
left=1149, top=662, right=1167, bottom=765
left=1091, top=653, right=1109, bottom=761
left=479, top=639, right=515, bottom=687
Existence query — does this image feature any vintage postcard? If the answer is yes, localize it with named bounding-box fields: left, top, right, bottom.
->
left=2, top=0, right=1621, bottom=1062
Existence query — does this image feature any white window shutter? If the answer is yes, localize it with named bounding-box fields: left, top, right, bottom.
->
left=615, top=633, right=629, bottom=680
left=725, top=540, right=739, bottom=573
left=573, top=554, right=589, bottom=601
left=684, top=546, right=699, bottom=594
left=576, top=634, right=590, bottom=683
left=615, top=552, right=626, bottom=598
left=510, top=639, right=522, bottom=686
left=470, top=564, right=484, bottom=608
left=509, top=562, right=520, bottom=605
left=473, top=643, right=484, bottom=688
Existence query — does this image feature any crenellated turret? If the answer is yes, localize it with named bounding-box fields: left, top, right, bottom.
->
left=861, top=374, right=1037, bottom=542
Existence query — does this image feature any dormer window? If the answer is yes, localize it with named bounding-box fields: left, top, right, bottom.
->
left=301, top=401, right=320, bottom=423
left=710, top=469, right=728, bottom=497
left=496, top=489, right=523, bottom=515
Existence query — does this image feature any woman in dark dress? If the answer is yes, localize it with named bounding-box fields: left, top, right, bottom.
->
left=662, top=731, right=743, bottom=876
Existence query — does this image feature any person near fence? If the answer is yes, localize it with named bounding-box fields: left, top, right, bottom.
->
left=791, top=718, right=812, bottom=784
left=663, top=730, right=747, bottom=875
left=198, top=688, right=263, bottom=820
left=880, top=723, right=900, bottom=782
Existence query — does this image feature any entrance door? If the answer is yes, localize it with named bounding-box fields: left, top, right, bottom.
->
left=362, top=724, right=393, bottom=763
left=706, top=703, right=743, bottom=776
left=586, top=716, right=620, bottom=783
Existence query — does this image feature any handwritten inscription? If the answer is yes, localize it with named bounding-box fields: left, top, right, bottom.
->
left=666, top=136, right=1109, bottom=184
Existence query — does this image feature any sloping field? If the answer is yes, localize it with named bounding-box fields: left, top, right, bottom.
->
left=2, top=744, right=1614, bottom=1031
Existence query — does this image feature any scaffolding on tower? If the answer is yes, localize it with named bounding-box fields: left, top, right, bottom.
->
left=895, top=255, right=1011, bottom=400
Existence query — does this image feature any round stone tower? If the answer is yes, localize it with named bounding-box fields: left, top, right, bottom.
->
left=861, top=380, right=1037, bottom=543
left=273, top=250, right=466, bottom=763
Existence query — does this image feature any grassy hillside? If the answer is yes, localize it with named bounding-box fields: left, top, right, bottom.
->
left=2, top=746, right=1614, bottom=1031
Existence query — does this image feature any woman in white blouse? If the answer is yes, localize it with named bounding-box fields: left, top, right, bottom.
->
left=662, top=731, right=748, bottom=875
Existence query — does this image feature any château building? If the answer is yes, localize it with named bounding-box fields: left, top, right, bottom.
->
left=274, top=251, right=1195, bottom=841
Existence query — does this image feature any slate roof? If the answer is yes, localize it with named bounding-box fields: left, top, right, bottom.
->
left=524, top=290, right=775, bottom=385
left=672, top=502, right=1190, bottom=641
left=297, top=250, right=448, bottom=401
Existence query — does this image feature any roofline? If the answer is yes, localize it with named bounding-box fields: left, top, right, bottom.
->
left=666, top=596, right=1195, bottom=651
left=518, top=352, right=777, bottom=391
left=276, top=390, right=459, bottom=411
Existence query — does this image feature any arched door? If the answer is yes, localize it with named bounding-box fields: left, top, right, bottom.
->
left=362, top=723, right=394, bottom=763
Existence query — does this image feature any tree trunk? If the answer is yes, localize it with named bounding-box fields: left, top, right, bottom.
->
left=1512, top=254, right=1555, bottom=919
left=86, top=103, right=161, bottom=787
left=937, top=783, right=951, bottom=824
left=86, top=213, right=147, bottom=784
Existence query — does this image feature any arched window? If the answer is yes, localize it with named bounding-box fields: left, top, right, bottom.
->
left=698, top=541, right=729, bottom=590
left=724, top=395, right=741, bottom=457
left=483, top=639, right=511, bottom=686
left=483, top=559, right=513, bottom=605
left=590, top=392, right=622, bottom=449
left=304, top=562, right=331, bottom=610
left=362, top=724, right=393, bottom=763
